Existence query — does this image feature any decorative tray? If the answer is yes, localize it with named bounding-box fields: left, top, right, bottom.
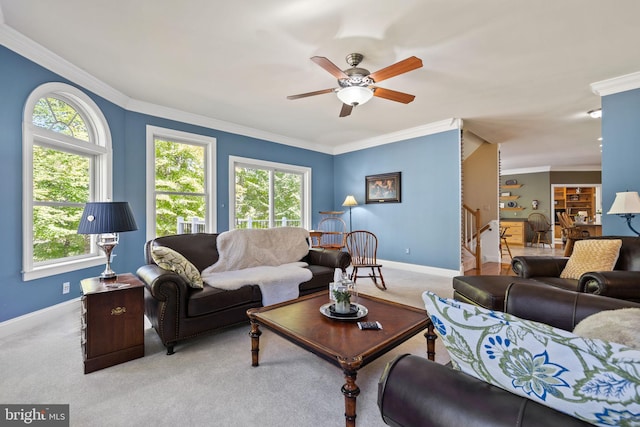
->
left=319, top=303, right=368, bottom=321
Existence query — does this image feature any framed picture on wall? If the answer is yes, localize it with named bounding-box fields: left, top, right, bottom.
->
left=365, top=172, right=401, bottom=203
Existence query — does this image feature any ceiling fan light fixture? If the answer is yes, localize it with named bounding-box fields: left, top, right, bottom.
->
left=337, top=86, right=374, bottom=106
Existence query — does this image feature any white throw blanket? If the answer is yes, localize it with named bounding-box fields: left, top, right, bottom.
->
left=201, top=227, right=313, bottom=305
left=201, top=262, right=312, bottom=306
left=204, top=227, right=310, bottom=272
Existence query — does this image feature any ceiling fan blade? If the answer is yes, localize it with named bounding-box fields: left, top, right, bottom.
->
left=339, top=103, right=353, bottom=117
left=311, top=56, right=349, bottom=79
left=368, top=56, right=423, bottom=83
left=287, top=88, right=336, bottom=100
left=373, top=87, right=416, bottom=104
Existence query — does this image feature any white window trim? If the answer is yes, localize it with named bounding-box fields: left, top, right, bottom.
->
left=22, top=82, right=112, bottom=281
left=145, top=125, right=216, bottom=240
left=229, top=156, right=311, bottom=230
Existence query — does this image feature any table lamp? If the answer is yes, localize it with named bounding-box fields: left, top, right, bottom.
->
left=77, top=201, right=138, bottom=280
left=607, top=191, right=640, bottom=236
left=342, top=195, right=358, bottom=233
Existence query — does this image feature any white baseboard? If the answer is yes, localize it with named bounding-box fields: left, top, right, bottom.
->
left=377, top=259, right=460, bottom=278
left=0, top=297, right=80, bottom=340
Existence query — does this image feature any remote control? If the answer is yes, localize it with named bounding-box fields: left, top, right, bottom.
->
left=358, top=321, right=382, bottom=330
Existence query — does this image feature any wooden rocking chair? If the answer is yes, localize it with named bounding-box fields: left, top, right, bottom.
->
left=345, top=230, right=386, bottom=290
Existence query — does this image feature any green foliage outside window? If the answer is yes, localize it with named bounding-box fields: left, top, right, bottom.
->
left=33, top=97, right=89, bottom=141
left=154, top=139, right=206, bottom=237
left=31, top=99, right=92, bottom=263
left=234, top=166, right=302, bottom=229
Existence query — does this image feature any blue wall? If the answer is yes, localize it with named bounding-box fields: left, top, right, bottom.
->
left=601, top=88, right=640, bottom=235
left=0, top=46, right=336, bottom=321
left=0, top=45, right=464, bottom=322
left=335, top=131, right=461, bottom=270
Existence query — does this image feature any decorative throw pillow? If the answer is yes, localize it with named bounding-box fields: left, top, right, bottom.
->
left=559, top=239, right=622, bottom=280
left=573, top=308, right=640, bottom=349
left=151, top=245, right=204, bottom=289
left=423, top=291, right=640, bottom=426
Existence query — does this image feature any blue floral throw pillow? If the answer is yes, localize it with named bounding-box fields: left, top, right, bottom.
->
left=422, top=291, right=640, bottom=426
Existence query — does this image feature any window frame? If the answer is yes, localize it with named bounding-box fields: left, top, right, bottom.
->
left=145, top=125, right=216, bottom=240
left=229, top=155, right=311, bottom=230
left=22, top=82, right=112, bottom=281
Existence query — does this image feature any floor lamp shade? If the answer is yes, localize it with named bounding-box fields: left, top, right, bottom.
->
left=342, top=195, right=358, bottom=233
left=77, top=202, right=138, bottom=280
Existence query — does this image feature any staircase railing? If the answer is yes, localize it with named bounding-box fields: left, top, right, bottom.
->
left=462, top=204, right=491, bottom=270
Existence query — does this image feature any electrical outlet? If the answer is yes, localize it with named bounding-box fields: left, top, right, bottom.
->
left=405, top=248, right=410, bottom=254
left=62, top=282, right=70, bottom=294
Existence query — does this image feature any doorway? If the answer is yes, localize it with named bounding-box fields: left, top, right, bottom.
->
left=551, top=184, right=602, bottom=244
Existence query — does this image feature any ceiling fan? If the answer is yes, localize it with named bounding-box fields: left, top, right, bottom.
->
left=287, top=53, right=423, bottom=117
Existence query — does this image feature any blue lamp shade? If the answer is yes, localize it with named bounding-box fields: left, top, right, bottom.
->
left=77, top=202, right=138, bottom=235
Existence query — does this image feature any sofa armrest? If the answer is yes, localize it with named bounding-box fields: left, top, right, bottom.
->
left=305, top=248, right=351, bottom=271
left=511, top=256, right=569, bottom=278
left=579, top=271, right=640, bottom=301
left=136, top=264, right=191, bottom=300
left=377, top=354, right=591, bottom=427
left=504, top=282, right=640, bottom=331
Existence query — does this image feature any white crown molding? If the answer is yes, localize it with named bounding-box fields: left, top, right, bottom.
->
left=334, top=118, right=463, bottom=154
left=2, top=20, right=461, bottom=156
left=126, top=98, right=333, bottom=154
left=0, top=23, right=130, bottom=107
left=502, top=164, right=601, bottom=176
left=591, top=71, right=640, bottom=97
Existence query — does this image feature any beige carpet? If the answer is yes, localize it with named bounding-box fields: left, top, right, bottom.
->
left=0, top=267, right=452, bottom=427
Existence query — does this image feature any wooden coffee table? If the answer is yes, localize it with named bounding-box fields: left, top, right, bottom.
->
left=247, top=291, right=436, bottom=427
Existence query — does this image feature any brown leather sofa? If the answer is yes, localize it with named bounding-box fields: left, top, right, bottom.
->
left=377, top=282, right=640, bottom=427
left=136, top=233, right=351, bottom=354
left=511, top=235, right=640, bottom=302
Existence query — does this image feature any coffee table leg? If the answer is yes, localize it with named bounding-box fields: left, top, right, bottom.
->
left=248, top=317, right=262, bottom=367
left=338, top=356, right=363, bottom=427
left=425, top=318, right=437, bottom=361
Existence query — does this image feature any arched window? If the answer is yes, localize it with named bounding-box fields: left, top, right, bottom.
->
left=22, top=83, right=112, bottom=280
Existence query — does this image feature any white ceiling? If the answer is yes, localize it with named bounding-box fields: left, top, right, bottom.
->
left=2, top=0, right=640, bottom=171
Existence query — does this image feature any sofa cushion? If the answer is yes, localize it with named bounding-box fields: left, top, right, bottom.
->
left=452, top=275, right=525, bottom=310
left=560, top=239, right=622, bottom=280
left=151, top=245, right=204, bottom=289
left=423, top=291, right=640, bottom=427
left=573, top=308, right=640, bottom=349
left=149, top=233, right=219, bottom=272
left=188, top=284, right=261, bottom=317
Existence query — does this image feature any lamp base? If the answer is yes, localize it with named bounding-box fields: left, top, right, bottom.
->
left=96, top=233, right=119, bottom=282
left=99, top=272, right=117, bottom=281
left=624, top=215, right=640, bottom=236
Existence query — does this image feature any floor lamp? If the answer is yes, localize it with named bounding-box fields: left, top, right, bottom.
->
left=342, top=195, right=358, bottom=233
left=607, top=191, right=640, bottom=236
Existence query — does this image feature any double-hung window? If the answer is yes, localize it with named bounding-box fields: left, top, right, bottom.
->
left=22, top=83, right=112, bottom=280
left=146, top=126, right=216, bottom=239
left=230, top=156, right=311, bottom=230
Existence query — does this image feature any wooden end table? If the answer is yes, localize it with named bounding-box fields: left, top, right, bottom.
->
left=247, top=292, right=436, bottom=427
left=81, top=273, right=145, bottom=374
